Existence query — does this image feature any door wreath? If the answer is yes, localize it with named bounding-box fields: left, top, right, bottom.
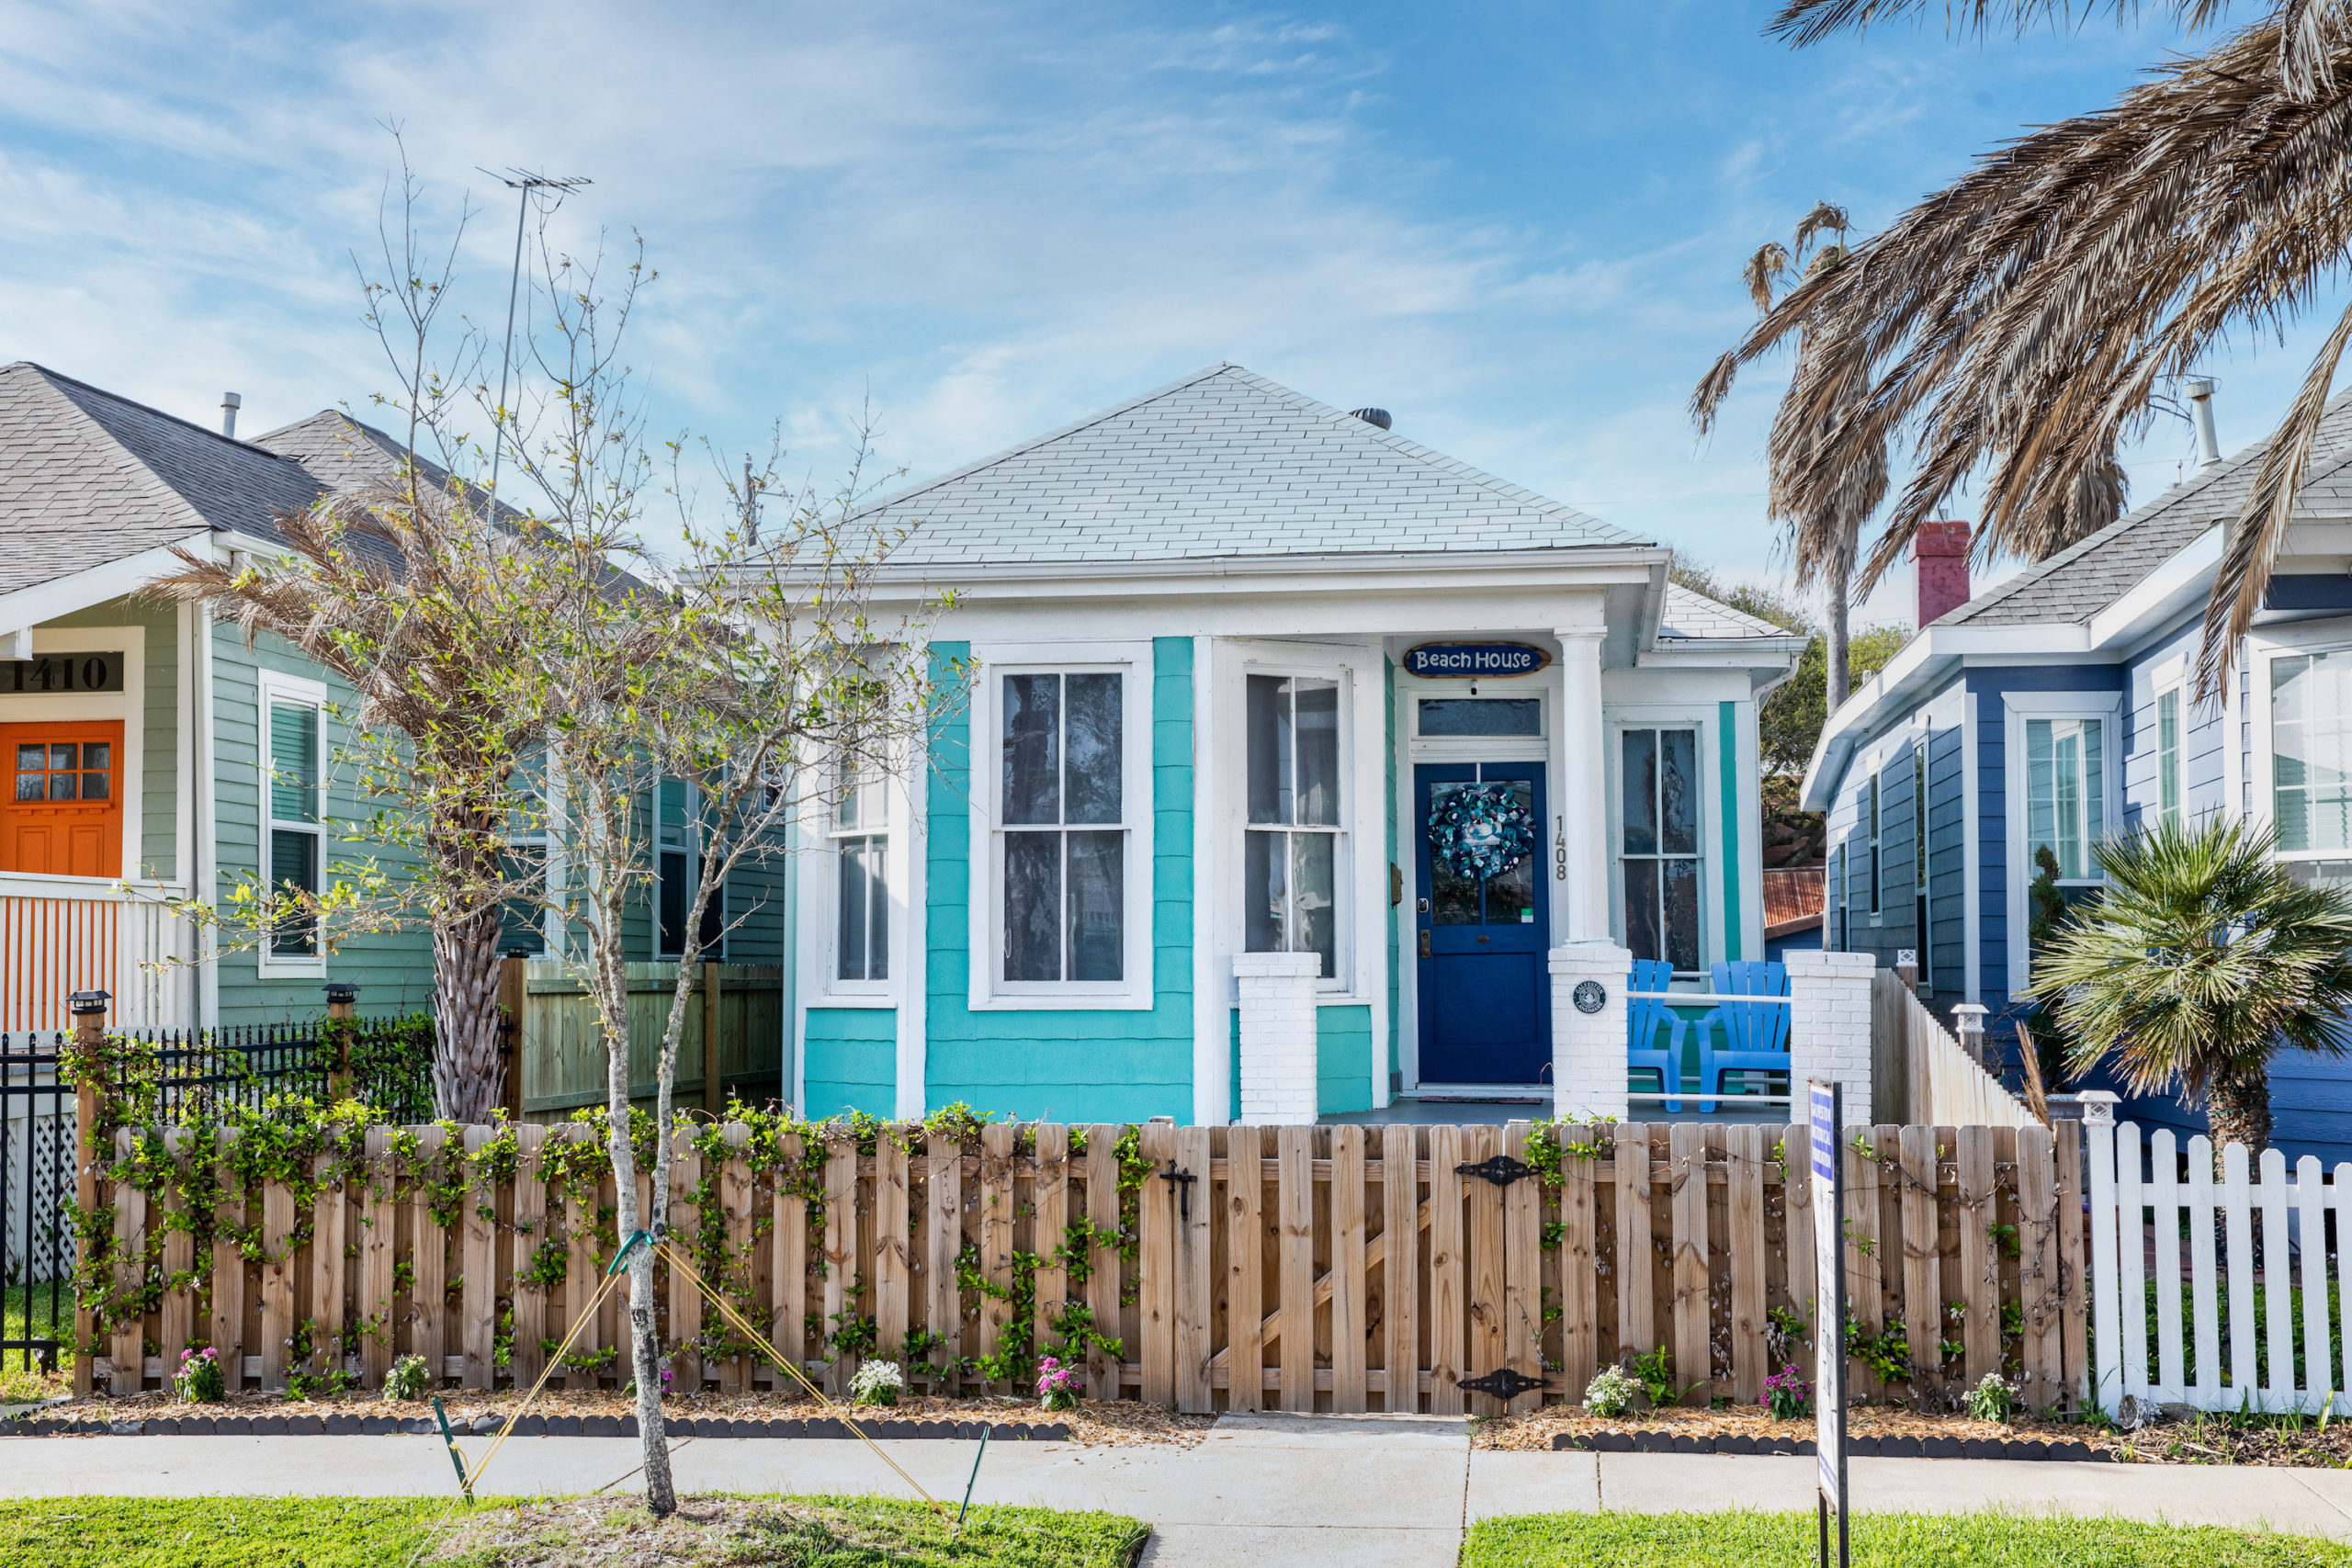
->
left=1428, top=783, right=1536, bottom=881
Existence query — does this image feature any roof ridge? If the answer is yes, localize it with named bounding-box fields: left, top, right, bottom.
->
left=2, top=359, right=303, bottom=465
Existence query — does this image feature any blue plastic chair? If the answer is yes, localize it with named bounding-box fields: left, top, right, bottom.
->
left=1695, top=960, right=1792, bottom=1111
left=1625, top=958, right=1690, bottom=1112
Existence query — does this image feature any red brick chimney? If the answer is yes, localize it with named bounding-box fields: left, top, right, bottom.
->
left=1914, top=520, right=1972, bottom=627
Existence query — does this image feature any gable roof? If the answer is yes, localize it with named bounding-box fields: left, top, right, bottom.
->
left=847, top=362, right=1649, bottom=568
left=1657, top=582, right=1792, bottom=641
left=0, top=361, right=323, bottom=595
left=1937, top=389, right=2352, bottom=629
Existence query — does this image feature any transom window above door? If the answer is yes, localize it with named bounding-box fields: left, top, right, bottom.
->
left=1001, top=671, right=1125, bottom=984
left=1245, top=673, right=1341, bottom=977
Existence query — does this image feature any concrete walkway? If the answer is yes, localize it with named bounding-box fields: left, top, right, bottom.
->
left=12, top=1412, right=2352, bottom=1566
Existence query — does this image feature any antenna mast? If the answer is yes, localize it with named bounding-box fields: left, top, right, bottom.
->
left=479, top=168, right=591, bottom=534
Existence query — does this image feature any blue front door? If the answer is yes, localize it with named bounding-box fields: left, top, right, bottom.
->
left=1414, top=761, right=1552, bottom=1085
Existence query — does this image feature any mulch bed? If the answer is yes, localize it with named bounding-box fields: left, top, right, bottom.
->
left=2, top=1388, right=1215, bottom=1449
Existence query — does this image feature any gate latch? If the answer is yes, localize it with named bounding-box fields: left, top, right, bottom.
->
left=1159, top=1160, right=1196, bottom=1222
left=1455, top=1154, right=1534, bottom=1188
left=1457, top=1367, right=1553, bottom=1402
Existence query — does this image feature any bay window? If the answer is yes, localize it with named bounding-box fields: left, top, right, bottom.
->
left=1245, top=674, right=1340, bottom=978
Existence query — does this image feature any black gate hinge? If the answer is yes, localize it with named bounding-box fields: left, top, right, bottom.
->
left=1458, top=1367, right=1553, bottom=1402
left=1456, top=1154, right=1534, bottom=1188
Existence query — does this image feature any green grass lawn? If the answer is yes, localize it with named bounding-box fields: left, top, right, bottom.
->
left=0, top=1281, right=72, bottom=1404
left=1465, top=1512, right=2352, bottom=1568
left=0, top=1494, right=1150, bottom=1567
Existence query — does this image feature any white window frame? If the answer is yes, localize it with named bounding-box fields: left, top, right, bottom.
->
left=2250, top=629, right=2352, bottom=882
left=2003, top=690, right=2122, bottom=991
left=2154, top=681, right=2185, bottom=829
left=824, top=750, right=897, bottom=997
left=968, top=641, right=1155, bottom=1010
left=1865, top=769, right=1883, bottom=918
left=1241, top=665, right=1355, bottom=991
left=256, top=669, right=329, bottom=978
left=1604, top=713, right=1714, bottom=977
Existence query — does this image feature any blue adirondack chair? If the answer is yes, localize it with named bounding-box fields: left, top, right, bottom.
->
left=1624, top=958, right=1690, bottom=1112
left=1694, top=959, right=1792, bottom=1111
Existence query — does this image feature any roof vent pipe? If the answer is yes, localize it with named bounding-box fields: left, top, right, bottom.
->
left=1348, top=407, right=1392, bottom=430
left=220, top=391, right=242, bottom=440
left=2187, top=378, right=2221, bottom=471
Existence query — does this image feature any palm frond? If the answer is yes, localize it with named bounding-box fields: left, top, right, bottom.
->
left=1770, top=1, right=2242, bottom=50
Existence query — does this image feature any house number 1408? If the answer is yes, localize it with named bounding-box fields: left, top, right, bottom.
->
left=1554, top=816, right=1566, bottom=881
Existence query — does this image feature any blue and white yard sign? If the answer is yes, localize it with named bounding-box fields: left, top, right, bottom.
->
left=1809, top=1078, right=1849, bottom=1559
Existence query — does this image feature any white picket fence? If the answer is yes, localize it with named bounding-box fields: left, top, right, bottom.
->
left=2087, top=1110, right=2352, bottom=1415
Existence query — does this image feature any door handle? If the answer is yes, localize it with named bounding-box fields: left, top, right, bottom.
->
left=1419, top=930, right=1431, bottom=958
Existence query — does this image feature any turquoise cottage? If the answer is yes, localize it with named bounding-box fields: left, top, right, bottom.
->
left=777, top=365, right=1804, bottom=1124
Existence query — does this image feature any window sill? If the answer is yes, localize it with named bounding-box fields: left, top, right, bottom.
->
left=966, top=992, right=1155, bottom=1013
left=814, top=988, right=894, bottom=1008
left=255, top=956, right=327, bottom=981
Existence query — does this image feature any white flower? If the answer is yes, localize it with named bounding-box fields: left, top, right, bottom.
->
left=851, top=1360, right=905, bottom=1403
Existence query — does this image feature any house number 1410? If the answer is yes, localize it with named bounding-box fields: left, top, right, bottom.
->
left=1554, top=816, right=1566, bottom=881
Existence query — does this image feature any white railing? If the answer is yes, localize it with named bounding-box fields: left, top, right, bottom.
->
left=2087, top=1112, right=2352, bottom=1416
left=0, top=872, right=194, bottom=1033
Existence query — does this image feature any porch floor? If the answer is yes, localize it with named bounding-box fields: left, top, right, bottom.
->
left=1317, top=1095, right=1793, bottom=1127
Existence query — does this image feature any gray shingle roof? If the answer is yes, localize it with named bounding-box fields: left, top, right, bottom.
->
left=0, top=362, right=323, bottom=595
left=1657, top=583, right=1792, bottom=640
left=1938, top=389, right=2352, bottom=628
left=851, top=363, right=1649, bottom=566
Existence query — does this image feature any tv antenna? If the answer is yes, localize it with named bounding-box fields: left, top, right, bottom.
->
left=478, top=168, right=592, bottom=532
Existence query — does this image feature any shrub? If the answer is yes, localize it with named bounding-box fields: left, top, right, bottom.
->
left=1036, top=1356, right=1081, bottom=1413
left=1964, top=1371, right=2017, bottom=1425
left=174, top=1347, right=224, bottom=1404
left=1760, top=1363, right=1810, bottom=1421
left=385, top=1353, right=431, bottom=1403
left=1584, top=1365, right=1639, bottom=1418
left=851, top=1359, right=904, bottom=1408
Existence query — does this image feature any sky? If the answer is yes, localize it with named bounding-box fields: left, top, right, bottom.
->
left=0, top=0, right=2312, bottom=626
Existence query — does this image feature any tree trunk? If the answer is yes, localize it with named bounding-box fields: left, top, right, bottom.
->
left=599, top=936, right=674, bottom=1517
left=1825, top=573, right=1853, bottom=713
left=430, top=904, right=506, bottom=1122
left=2207, top=1065, right=2272, bottom=1160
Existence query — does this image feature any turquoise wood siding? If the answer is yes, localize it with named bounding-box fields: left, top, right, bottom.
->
left=922, top=637, right=1196, bottom=1122
left=210, top=623, right=435, bottom=1024
left=1317, top=1004, right=1373, bottom=1115
left=804, top=1007, right=895, bottom=1117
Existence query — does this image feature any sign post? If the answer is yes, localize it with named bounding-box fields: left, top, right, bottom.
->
left=1808, top=1077, right=1849, bottom=1568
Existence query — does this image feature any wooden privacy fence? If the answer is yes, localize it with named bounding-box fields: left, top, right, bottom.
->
left=510, top=959, right=784, bottom=1122
left=2090, top=1118, right=2352, bottom=1416
left=1871, top=971, right=2041, bottom=1131
left=78, top=1117, right=2088, bottom=1415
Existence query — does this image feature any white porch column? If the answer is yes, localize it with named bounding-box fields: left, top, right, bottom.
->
left=1548, top=941, right=1632, bottom=1122
left=1234, top=952, right=1321, bottom=1123
left=1786, top=950, right=1876, bottom=1126
left=1554, top=625, right=1610, bottom=942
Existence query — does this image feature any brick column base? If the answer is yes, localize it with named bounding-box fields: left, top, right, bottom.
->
left=1786, top=950, right=1876, bottom=1126
left=1235, top=953, right=1321, bottom=1123
left=1549, top=941, right=1634, bottom=1122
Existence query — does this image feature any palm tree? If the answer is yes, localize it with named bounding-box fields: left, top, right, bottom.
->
left=2023, top=817, right=2352, bottom=1155
left=1695, top=202, right=1888, bottom=710
left=1714, top=2, right=2352, bottom=696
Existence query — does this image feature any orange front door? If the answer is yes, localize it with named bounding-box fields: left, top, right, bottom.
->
left=1, top=721, right=125, bottom=877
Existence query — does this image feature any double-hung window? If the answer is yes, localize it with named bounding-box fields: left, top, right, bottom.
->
left=2271, top=649, right=2352, bottom=882
left=1000, top=671, right=1125, bottom=985
left=832, top=758, right=889, bottom=982
left=657, top=778, right=725, bottom=959
left=1245, top=674, right=1340, bottom=978
left=1865, top=772, right=1882, bottom=916
left=2026, top=717, right=2105, bottom=880
left=2155, top=687, right=2184, bottom=829
left=263, top=690, right=323, bottom=961
left=1621, top=727, right=1701, bottom=973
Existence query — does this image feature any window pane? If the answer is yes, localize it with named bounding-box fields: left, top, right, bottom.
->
left=1418, top=699, right=1540, bottom=737
left=1622, top=730, right=1657, bottom=856
left=1292, top=831, right=1336, bottom=978
left=1247, top=675, right=1288, bottom=825
left=1002, top=674, right=1060, bottom=826
left=2054, top=727, right=2082, bottom=879
left=1483, top=772, right=1535, bottom=925
left=1914, top=744, right=1929, bottom=891
left=1659, top=728, right=1698, bottom=855
left=836, top=754, right=861, bottom=830
left=82, top=742, right=109, bottom=772
left=13, top=771, right=39, bottom=801
left=270, top=702, right=317, bottom=823
left=659, top=848, right=688, bottom=955
left=269, top=828, right=317, bottom=956
left=1245, top=829, right=1285, bottom=953
left=1294, top=680, right=1340, bottom=827
left=1663, top=858, right=1701, bottom=973
left=839, top=837, right=870, bottom=980
left=2275, top=654, right=2352, bottom=855
left=1066, top=829, right=1124, bottom=981
left=49, top=744, right=75, bottom=770
left=15, top=744, right=41, bottom=773
left=2026, top=719, right=2056, bottom=866
left=80, top=769, right=108, bottom=801
left=47, top=773, right=74, bottom=800
left=2083, top=718, right=2104, bottom=851
left=2158, top=691, right=2181, bottom=822
left=1064, top=673, right=1123, bottom=825
left=868, top=839, right=888, bottom=980
left=1003, top=830, right=1062, bottom=980
left=1430, top=783, right=1480, bottom=924
left=1623, top=857, right=1661, bottom=964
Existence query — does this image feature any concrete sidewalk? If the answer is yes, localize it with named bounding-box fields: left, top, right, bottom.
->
left=10, top=1413, right=2352, bottom=1566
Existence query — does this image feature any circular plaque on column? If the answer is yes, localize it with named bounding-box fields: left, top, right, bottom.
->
left=1572, top=980, right=1606, bottom=1014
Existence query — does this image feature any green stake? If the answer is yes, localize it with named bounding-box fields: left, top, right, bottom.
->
left=952, top=1423, right=990, bottom=1545
left=606, top=1228, right=654, bottom=1277
left=431, top=1395, right=474, bottom=1504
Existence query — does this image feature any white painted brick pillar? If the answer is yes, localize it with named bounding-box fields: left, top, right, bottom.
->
left=1786, top=950, right=1876, bottom=1126
left=1234, top=953, right=1321, bottom=1124
left=1548, top=940, right=1634, bottom=1122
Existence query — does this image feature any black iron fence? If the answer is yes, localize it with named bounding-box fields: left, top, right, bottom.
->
left=0, top=1016, right=435, bottom=1375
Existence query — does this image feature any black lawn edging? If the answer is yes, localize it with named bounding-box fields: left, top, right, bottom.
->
left=1548, top=1430, right=2110, bottom=1461
left=3, top=1415, right=1071, bottom=1442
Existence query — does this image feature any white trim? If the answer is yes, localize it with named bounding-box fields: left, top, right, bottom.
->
left=2244, top=624, right=2352, bottom=868
left=966, top=642, right=1156, bottom=1010
left=897, top=750, right=928, bottom=1122
left=1191, top=635, right=1225, bottom=1125
left=0, top=536, right=214, bottom=639
left=255, top=668, right=331, bottom=980
left=0, top=624, right=146, bottom=887
left=1392, top=670, right=1420, bottom=1092
left=2001, top=690, right=2124, bottom=993
left=1603, top=707, right=1721, bottom=976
